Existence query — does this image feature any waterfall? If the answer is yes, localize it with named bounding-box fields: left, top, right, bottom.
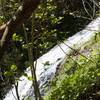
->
left=4, top=17, right=100, bottom=100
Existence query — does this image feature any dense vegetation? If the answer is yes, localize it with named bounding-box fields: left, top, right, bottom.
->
left=44, top=34, right=100, bottom=100
left=0, top=0, right=99, bottom=100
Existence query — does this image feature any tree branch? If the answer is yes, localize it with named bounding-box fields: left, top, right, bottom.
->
left=0, top=0, right=40, bottom=60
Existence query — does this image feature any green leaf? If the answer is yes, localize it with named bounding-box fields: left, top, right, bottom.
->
left=11, top=64, right=17, bottom=71
left=28, top=76, right=32, bottom=81
left=43, top=61, right=50, bottom=66
left=12, top=33, right=23, bottom=41
left=4, top=71, right=14, bottom=77
left=97, top=73, right=100, bottom=76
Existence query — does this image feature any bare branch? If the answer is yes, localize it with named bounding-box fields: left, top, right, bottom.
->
left=0, top=0, right=40, bottom=60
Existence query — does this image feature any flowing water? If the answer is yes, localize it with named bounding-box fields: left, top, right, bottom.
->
left=4, top=17, right=100, bottom=100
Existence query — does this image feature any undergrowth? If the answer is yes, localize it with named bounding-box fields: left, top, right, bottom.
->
left=44, top=33, right=100, bottom=100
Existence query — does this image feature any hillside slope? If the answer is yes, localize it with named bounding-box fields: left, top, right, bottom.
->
left=44, top=33, right=100, bottom=100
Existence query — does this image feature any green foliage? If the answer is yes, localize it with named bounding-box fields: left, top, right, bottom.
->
left=11, top=64, right=17, bottom=71
left=0, top=15, right=5, bottom=25
left=44, top=34, right=100, bottom=100
left=12, top=33, right=23, bottom=42
left=4, top=64, right=17, bottom=77
left=22, top=72, right=33, bottom=81
left=4, top=71, right=14, bottom=77
left=0, top=0, right=19, bottom=20
left=27, top=76, right=32, bottom=81
left=0, top=0, right=99, bottom=99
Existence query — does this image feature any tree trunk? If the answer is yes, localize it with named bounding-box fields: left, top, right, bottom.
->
left=0, top=0, right=40, bottom=61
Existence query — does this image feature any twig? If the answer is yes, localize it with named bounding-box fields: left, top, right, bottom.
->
left=57, top=42, right=81, bottom=67
left=0, top=25, right=8, bottom=47
left=59, top=40, right=95, bottom=63
left=11, top=89, right=17, bottom=100
left=82, top=0, right=93, bottom=19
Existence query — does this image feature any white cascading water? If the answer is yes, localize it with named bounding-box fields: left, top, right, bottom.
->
left=4, top=17, right=100, bottom=100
